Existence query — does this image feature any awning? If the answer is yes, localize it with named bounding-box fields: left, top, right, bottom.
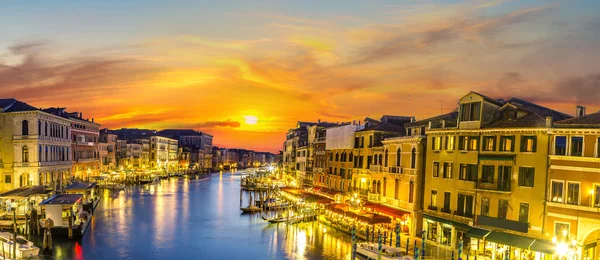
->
left=529, top=239, right=555, bottom=254
left=363, top=203, right=409, bottom=220
left=465, top=228, right=490, bottom=239
left=423, top=214, right=471, bottom=230
left=485, top=231, right=536, bottom=249
left=311, top=186, right=323, bottom=192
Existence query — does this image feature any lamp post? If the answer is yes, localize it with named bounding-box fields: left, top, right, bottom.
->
left=553, top=229, right=578, bottom=260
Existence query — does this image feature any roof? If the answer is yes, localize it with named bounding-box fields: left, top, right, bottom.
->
left=158, top=129, right=204, bottom=137
left=554, top=111, right=600, bottom=127
left=0, top=98, right=39, bottom=113
left=506, top=98, right=571, bottom=121
left=65, top=182, right=97, bottom=191
left=0, top=186, right=48, bottom=198
left=470, top=91, right=505, bottom=106
left=483, top=98, right=573, bottom=129
left=405, top=110, right=458, bottom=127
left=357, top=122, right=404, bottom=133
left=42, top=107, right=99, bottom=125
left=39, top=194, right=83, bottom=205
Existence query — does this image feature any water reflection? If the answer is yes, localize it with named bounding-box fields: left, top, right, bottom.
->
left=36, top=172, right=352, bottom=260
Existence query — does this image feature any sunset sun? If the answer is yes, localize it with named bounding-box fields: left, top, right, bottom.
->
left=244, top=116, right=258, bottom=125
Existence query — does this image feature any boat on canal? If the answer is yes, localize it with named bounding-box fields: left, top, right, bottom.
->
left=240, top=205, right=261, bottom=213
left=0, top=232, right=40, bottom=258
left=356, top=242, right=413, bottom=260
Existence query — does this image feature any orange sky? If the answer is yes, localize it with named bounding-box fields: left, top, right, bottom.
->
left=1, top=1, right=600, bottom=153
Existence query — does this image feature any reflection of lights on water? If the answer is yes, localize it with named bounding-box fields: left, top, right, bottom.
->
left=297, top=230, right=307, bottom=259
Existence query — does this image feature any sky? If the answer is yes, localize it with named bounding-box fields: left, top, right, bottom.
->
left=1, top=0, right=600, bottom=153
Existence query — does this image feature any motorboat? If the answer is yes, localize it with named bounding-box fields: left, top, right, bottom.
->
left=0, top=232, right=40, bottom=259
left=356, top=242, right=413, bottom=260
left=262, top=215, right=288, bottom=223
left=240, top=205, right=262, bottom=213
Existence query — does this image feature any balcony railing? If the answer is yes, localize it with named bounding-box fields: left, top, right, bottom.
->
left=454, top=210, right=474, bottom=218
left=476, top=179, right=511, bottom=192
left=369, top=165, right=382, bottom=172
left=368, top=193, right=380, bottom=202
left=39, top=161, right=72, bottom=167
left=404, top=168, right=417, bottom=175
left=441, top=207, right=452, bottom=214
left=387, top=166, right=402, bottom=174
left=76, top=141, right=95, bottom=146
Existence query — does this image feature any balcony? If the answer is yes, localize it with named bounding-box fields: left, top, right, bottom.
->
left=13, top=135, right=37, bottom=141
left=368, top=193, right=380, bottom=202
left=427, top=205, right=438, bottom=211
left=476, top=180, right=511, bottom=192
left=404, top=168, right=417, bottom=175
left=369, top=165, right=382, bottom=172
left=441, top=207, right=452, bottom=214
left=76, top=141, right=95, bottom=146
left=454, top=210, right=474, bottom=218
left=76, top=158, right=99, bottom=163
left=387, top=166, right=401, bottom=174
left=39, top=161, right=72, bottom=167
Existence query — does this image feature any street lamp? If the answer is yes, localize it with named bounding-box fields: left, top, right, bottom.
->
left=553, top=229, right=577, bottom=259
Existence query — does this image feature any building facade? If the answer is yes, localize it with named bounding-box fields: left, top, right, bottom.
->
left=0, top=99, right=73, bottom=192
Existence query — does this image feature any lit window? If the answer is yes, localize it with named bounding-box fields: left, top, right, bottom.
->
left=555, top=136, right=567, bottom=155
left=551, top=181, right=564, bottom=203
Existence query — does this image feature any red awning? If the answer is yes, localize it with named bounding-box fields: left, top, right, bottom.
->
left=312, top=186, right=323, bottom=192
left=364, top=203, right=409, bottom=220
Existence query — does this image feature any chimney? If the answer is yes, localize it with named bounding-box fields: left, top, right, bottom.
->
left=546, top=116, right=553, bottom=128
left=92, top=118, right=95, bottom=123
left=79, top=112, right=83, bottom=118
left=441, top=120, right=446, bottom=128
left=318, top=119, right=321, bottom=123
left=576, top=105, right=586, bottom=117
left=411, top=116, right=416, bottom=123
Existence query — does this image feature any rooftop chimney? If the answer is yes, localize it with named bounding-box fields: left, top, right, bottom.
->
left=318, top=119, right=321, bottom=123
left=411, top=116, right=416, bottom=123
left=92, top=118, right=95, bottom=123
left=546, top=116, right=553, bottom=128
left=79, top=112, right=83, bottom=118
left=576, top=105, right=586, bottom=117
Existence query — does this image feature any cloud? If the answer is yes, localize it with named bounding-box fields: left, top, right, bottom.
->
left=193, top=119, right=241, bottom=128
left=553, top=72, right=600, bottom=104
left=0, top=41, right=160, bottom=103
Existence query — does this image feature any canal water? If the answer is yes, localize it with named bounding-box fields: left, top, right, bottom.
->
left=36, top=172, right=353, bottom=260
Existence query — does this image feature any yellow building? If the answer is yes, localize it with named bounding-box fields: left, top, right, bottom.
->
left=423, top=92, right=571, bottom=260
left=351, top=116, right=412, bottom=198
left=546, top=108, right=600, bottom=260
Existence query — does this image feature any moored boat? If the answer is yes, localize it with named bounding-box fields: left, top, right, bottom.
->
left=240, top=205, right=261, bottom=213
left=0, top=232, right=40, bottom=259
left=356, top=242, right=413, bottom=260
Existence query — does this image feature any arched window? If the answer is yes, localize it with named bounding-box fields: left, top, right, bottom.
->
left=330, top=153, right=333, bottom=161
left=45, top=146, right=48, bottom=162
left=384, top=150, right=388, bottom=167
left=411, top=148, right=417, bottom=169
left=22, top=146, right=29, bottom=162
left=21, top=120, right=29, bottom=135
left=45, top=122, right=48, bottom=136
left=376, top=181, right=381, bottom=193
left=60, top=126, right=63, bottom=138
left=383, top=178, right=387, bottom=196
left=349, top=152, right=353, bottom=162
left=38, top=145, right=42, bottom=162
left=372, top=180, right=377, bottom=193
left=335, top=153, right=339, bottom=161
left=396, top=148, right=402, bottom=166
left=38, top=121, right=42, bottom=135
left=374, top=154, right=378, bottom=165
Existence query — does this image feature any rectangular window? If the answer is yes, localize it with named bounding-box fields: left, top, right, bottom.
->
left=554, top=222, right=570, bottom=238
left=521, top=136, right=537, bottom=152
left=571, top=137, right=583, bottom=156
left=443, top=162, right=453, bottom=179
left=481, top=165, right=495, bottom=183
left=482, top=136, right=496, bottom=151
left=427, top=222, right=438, bottom=242
left=457, top=194, right=464, bottom=215
left=519, top=203, right=529, bottom=223
left=498, top=166, right=511, bottom=191
left=498, top=199, right=509, bottom=219
left=443, top=192, right=451, bottom=213
left=432, top=137, right=441, bottom=151
left=456, top=194, right=474, bottom=217
left=459, top=136, right=468, bottom=151
left=445, top=136, right=455, bottom=150
left=597, top=137, right=600, bottom=157
left=469, top=137, right=479, bottom=151
left=551, top=181, right=564, bottom=203
left=432, top=162, right=439, bottom=177
left=555, top=136, right=567, bottom=155
left=481, top=197, right=490, bottom=217
left=4, top=175, right=10, bottom=184
left=567, top=182, right=580, bottom=205
left=461, top=102, right=481, bottom=121
left=595, top=185, right=600, bottom=207
left=431, top=190, right=438, bottom=208
left=518, top=167, right=535, bottom=187
left=500, top=136, right=515, bottom=152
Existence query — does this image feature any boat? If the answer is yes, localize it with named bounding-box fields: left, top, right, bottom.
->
left=98, top=182, right=125, bottom=190
left=261, top=215, right=288, bottom=223
left=240, top=205, right=262, bottom=213
left=356, top=242, right=413, bottom=260
left=0, top=232, right=40, bottom=258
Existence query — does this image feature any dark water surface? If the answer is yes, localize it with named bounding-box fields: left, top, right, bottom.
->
left=37, top=172, right=352, bottom=260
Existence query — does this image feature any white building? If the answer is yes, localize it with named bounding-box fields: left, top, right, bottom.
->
left=0, top=99, right=73, bottom=192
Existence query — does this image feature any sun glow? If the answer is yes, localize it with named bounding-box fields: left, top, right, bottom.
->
left=244, top=116, right=258, bottom=125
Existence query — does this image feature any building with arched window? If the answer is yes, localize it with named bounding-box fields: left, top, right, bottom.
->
left=0, top=98, right=73, bottom=193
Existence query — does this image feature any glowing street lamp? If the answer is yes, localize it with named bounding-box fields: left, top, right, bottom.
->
left=553, top=229, right=577, bottom=259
